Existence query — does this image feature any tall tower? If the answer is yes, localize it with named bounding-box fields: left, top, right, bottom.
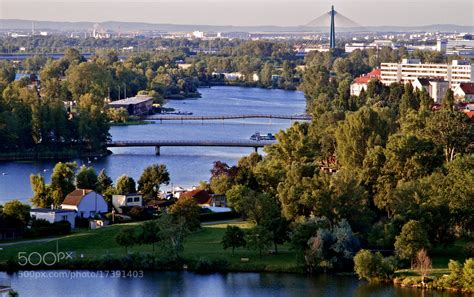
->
left=329, top=5, right=336, bottom=49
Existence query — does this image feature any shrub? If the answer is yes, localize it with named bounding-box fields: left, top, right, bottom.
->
left=353, top=249, right=398, bottom=282
left=128, top=206, right=153, bottom=221
left=192, top=257, right=229, bottom=273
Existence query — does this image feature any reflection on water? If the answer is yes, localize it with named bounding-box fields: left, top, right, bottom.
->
left=2, top=271, right=460, bottom=297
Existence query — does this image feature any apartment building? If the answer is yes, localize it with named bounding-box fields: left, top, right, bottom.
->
left=380, top=59, right=474, bottom=87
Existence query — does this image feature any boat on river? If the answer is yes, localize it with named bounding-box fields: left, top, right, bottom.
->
left=250, top=132, right=276, bottom=141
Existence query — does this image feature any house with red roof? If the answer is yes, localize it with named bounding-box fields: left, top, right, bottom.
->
left=179, top=189, right=227, bottom=208
left=350, top=69, right=382, bottom=96
left=453, top=82, right=474, bottom=102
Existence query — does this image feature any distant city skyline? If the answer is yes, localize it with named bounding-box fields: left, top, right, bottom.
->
left=1, top=0, right=473, bottom=27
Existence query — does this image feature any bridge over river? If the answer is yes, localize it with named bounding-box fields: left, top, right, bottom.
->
left=146, top=114, right=311, bottom=123
left=106, top=139, right=276, bottom=155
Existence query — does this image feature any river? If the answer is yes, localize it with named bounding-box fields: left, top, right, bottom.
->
left=0, top=86, right=305, bottom=204
left=0, top=271, right=461, bottom=297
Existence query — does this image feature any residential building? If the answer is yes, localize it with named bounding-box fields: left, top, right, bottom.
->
left=350, top=69, right=382, bottom=96
left=380, top=59, right=474, bottom=87
left=179, top=189, right=227, bottom=208
left=411, top=78, right=450, bottom=103
left=453, top=82, right=474, bottom=102
left=112, top=193, right=143, bottom=213
left=61, top=189, right=108, bottom=218
left=108, top=95, right=154, bottom=116
left=30, top=208, right=76, bottom=228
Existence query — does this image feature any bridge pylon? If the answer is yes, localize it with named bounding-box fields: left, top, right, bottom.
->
left=155, top=146, right=160, bottom=155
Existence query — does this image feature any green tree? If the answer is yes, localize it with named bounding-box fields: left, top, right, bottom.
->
left=245, top=226, right=272, bottom=258
left=115, top=175, right=136, bottom=194
left=97, top=169, right=113, bottom=193
left=76, top=165, right=98, bottom=190
left=425, top=110, right=474, bottom=162
left=168, top=196, right=201, bottom=231
left=2, top=200, right=30, bottom=227
left=157, top=214, right=189, bottom=260
left=137, top=220, right=161, bottom=252
left=335, top=106, right=391, bottom=169
left=30, top=174, right=53, bottom=207
left=50, top=162, right=77, bottom=205
left=115, top=227, right=137, bottom=253
left=221, top=225, right=246, bottom=254
left=137, top=164, right=170, bottom=200
left=442, top=88, right=455, bottom=111
left=394, top=220, right=430, bottom=263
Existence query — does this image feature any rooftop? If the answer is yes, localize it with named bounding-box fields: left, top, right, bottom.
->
left=62, top=189, right=94, bottom=206
left=459, top=82, right=474, bottom=94
left=108, top=95, right=153, bottom=106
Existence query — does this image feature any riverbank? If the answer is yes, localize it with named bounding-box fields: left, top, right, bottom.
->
left=0, top=220, right=471, bottom=294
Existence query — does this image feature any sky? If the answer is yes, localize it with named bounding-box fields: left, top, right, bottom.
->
left=0, top=0, right=473, bottom=27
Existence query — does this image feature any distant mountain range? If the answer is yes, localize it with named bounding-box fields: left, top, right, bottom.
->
left=0, top=19, right=473, bottom=33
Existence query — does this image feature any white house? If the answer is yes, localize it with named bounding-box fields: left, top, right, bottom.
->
left=350, top=69, right=382, bottom=96
left=411, top=78, right=450, bottom=103
left=61, top=189, right=108, bottom=218
left=453, top=82, right=474, bottom=102
left=30, top=208, right=76, bottom=229
left=112, top=193, right=143, bottom=213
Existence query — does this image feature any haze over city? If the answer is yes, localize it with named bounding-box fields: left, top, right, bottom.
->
left=1, top=0, right=473, bottom=27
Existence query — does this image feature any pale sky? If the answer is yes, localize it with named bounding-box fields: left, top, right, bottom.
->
left=1, top=0, right=473, bottom=27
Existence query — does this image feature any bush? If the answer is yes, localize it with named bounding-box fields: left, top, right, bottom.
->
left=75, top=217, right=90, bottom=228
left=354, top=249, right=398, bottom=282
left=25, top=219, right=71, bottom=238
left=199, top=211, right=240, bottom=222
left=128, top=206, right=153, bottom=221
left=191, top=257, right=229, bottom=273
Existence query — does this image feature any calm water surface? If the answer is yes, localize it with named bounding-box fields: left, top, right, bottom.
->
left=1, top=271, right=462, bottom=297
left=0, top=87, right=305, bottom=203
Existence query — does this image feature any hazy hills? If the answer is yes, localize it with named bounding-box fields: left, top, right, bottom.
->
left=0, top=19, right=473, bottom=33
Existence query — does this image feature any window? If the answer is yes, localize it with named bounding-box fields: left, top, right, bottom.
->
left=134, top=197, right=140, bottom=202
left=62, top=215, right=68, bottom=221
left=126, top=198, right=133, bottom=203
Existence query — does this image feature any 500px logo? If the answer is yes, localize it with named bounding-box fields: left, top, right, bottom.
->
left=18, top=251, right=73, bottom=266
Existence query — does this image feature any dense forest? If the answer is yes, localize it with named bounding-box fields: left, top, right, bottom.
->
left=204, top=48, right=473, bottom=278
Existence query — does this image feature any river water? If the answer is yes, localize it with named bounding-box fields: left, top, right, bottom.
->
left=0, top=270, right=461, bottom=297
left=0, top=86, right=305, bottom=204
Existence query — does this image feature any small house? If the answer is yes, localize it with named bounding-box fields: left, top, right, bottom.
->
left=180, top=189, right=228, bottom=208
left=61, top=189, right=108, bottom=218
left=30, top=208, right=76, bottom=229
left=112, top=193, right=143, bottom=214
left=453, top=82, right=474, bottom=102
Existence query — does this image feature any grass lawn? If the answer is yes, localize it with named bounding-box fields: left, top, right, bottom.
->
left=0, top=221, right=301, bottom=272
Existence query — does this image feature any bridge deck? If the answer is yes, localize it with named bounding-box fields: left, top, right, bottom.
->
left=107, top=140, right=276, bottom=148
left=146, top=114, right=311, bottom=121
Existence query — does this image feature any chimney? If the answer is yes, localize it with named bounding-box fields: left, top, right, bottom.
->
left=51, top=204, right=54, bottom=210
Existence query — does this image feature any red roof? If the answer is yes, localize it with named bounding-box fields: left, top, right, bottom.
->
left=353, top=69, right=381, bottom=85
left=460, top=83, right=474, bottom=95
left=180, top=189, right=212, bottom=205
left=62, top=189, right=93, bottom=206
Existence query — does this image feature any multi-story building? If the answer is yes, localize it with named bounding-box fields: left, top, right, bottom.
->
left=380, top=59, right=474, bottom=87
